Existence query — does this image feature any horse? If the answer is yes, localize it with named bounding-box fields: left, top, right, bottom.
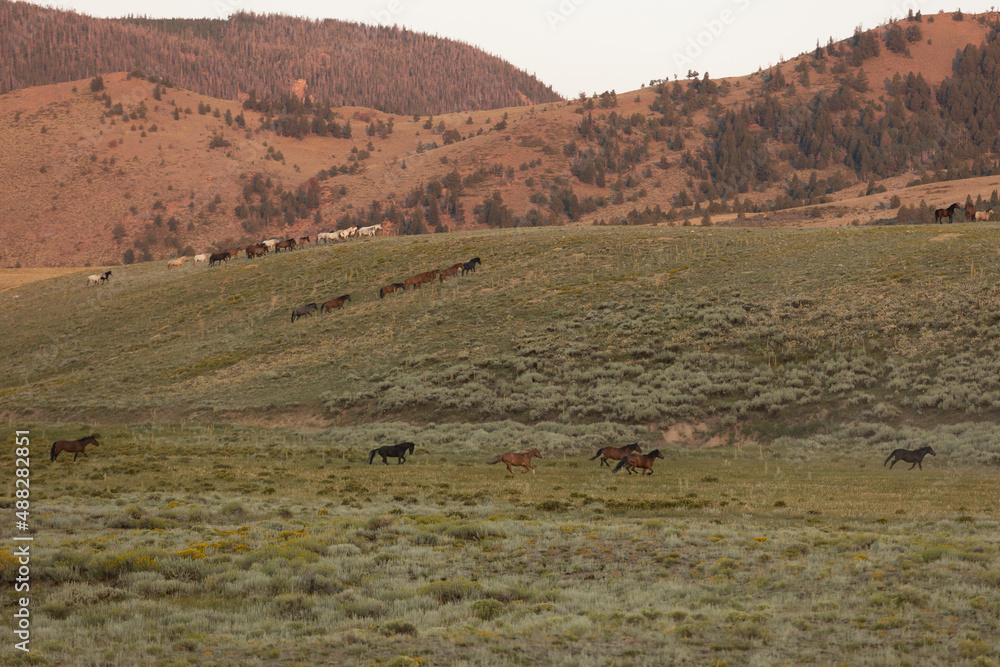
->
left=404, top=270, right=440, bottom=290
left=246, top=243, right=268, bottom=259
left=317, top=232, right=336, bottom=243
left=321, top=294, right=351, bottom=313
left=935, top=203, right=960, bottom=224
left=167, top=257, right=186, bottom=269
left=588, top=443, right=642, bottom=468
left=208, top=252, right=229, bottom=267
left=227, top=248, right=242, bottom=260
left=100, top=270, right=112, bottom=284
left=298, top=236, right=312, bottom=245
left=966, top=202, right=977, bottom=222
left=339, top=227, right=359, bottom=240
left=275, top=239, right=297, bottom=253
left=976, top=209, right=993, bottom=222
left=438, top=264, right=462, bottom=282
left=368, top=442, right=416, bottom=465
left=358, top=224, right=381, bottom=238
left=461, top=257, right=482, bottom=276
left=379, top=283, right=405, bottom=299
left=262, top=238, right=279, bottom=250
left=487, top=448, right=542, bottom=474
left=194, top=253, right=209, bottom=264
left=51, top=435, right=99, bottom=462
left=613, top=449, right=664, bottom=475
left=883, top=446, right=936, bottom=470
left=87, top=274, right=102, bottom=286
left=290, top=303, right=318, bottom=322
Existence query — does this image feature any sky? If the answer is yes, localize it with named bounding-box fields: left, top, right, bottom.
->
left=45, top=0, right=999, bottom=98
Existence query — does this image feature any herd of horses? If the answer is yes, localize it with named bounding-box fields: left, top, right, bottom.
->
left=934, top=202, right=994, bottom=224
left=291, top=256, right=482, bottom=321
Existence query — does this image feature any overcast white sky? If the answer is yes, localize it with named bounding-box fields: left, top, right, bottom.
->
left=46, top=1, right=997, bottom=97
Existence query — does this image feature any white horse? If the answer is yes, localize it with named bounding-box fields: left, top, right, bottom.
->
left=975, top=209, right=993, bottom=221
left=194, top=253, right=209, bottom=264
left=87, top=274, right=101, bottom=286
left=358, top=224, right=382, bottom=238
left=167, top=257, right=186, bottom=269
left=317, top=232, right=336, bottom=243
left=337, top=227, right=358, bottom=241
left=262, top=238, right=279, bottom=250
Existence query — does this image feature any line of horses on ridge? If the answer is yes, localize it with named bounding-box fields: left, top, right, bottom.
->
left=934, top=202, right=995, bottom=224
left=290, top=257, right=482, bottom=323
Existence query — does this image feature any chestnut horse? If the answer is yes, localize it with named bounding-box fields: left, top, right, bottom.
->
left=368, top=442, right=416, bottom=465
left=246, top=243, right=268, bottom=259
left=404, top=270, right=440, bottom=290
left=935, top=203, right=960, bottom=224
left=439, top=263, right=463, bottom=282
left=379, top=283, right=405, bottom=299
left=966, top=202, right=976, bottom=222
left=321, top=294, right=351, bottom=313
left=613, top=449, right=664, bottom=475
left=488, top=448, right=542, bottom=474
left=588, top=443, right=642, bottom=468
left=884, top=446, right=935, bottom=470
left=51, top=435, right=100, bottom=462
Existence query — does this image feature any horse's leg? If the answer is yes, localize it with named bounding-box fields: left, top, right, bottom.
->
left=889, top=459, right=897, bottom=469
left=382, top=455, right=389, bottom=465
left=73, top=452, right=78, bottom=461
left=909, top=461, right=917, bottom=470
left=505, top=462, right=513, bottom=474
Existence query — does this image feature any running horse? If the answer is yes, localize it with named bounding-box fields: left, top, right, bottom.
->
left=883, top=446, right=936, bottom=470
left=487, top=448, right=542, bottom=474
left=461, top=257, right=482, bottom=276
left=588, top=443, right=642, bottom=468
left=613, top=449, right=664, bottom=475
left=935, top=203, right=960, bottom=224
left=368, top=442, right=416, bottom=465
left=51, top=435, right=100, bottom=462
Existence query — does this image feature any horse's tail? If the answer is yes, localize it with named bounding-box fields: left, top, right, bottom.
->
left=487, top=454, right=504, bottom=464
left=368, top=449, right=377, bottom=465
left=588, top=449, right=604, bottom=461
left=883, top=450, right=897, bottom=467
left=50, top=443, right=57, bottom=462
left=612, top=457, right=629, bottom=473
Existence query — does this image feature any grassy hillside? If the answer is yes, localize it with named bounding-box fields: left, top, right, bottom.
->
left=5, top=223, right=1000, bottom=461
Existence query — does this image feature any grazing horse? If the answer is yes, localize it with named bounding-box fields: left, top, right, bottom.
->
left=461, top=257, right=482, bottom=276
left=321, top=294, right=351, bottom=313
left=884, top=446, right=936, bottom=471
left=935, top=203, right=960, bottom=224
left=208, top=252, right=230, bottom=267
left=275, top=239, right=297, bottom=253
left=487, top=448, right=542, bottom=474
left=613, top=449, right=664, bottom=475
left=246, top=243, right=268, bottom=259
left=51, top=435, right=99, bottom=462
left=588, top=443, right=642, bottom=468
left=368, top=442, right=416, bottom=465
left=167, top=257, right=186, bottom=269
left=976, top=209, right=993, bottom=222
left=290, top=303, right=318, bottom=322
left=438, top=264, right=462, bottom=282
left=966, top=202, right=977, bottom=222
left=379, top=283, right=405, bottom=299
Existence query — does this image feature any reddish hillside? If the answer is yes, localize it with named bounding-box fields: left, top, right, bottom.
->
left=0, top=1, right=561, bottom=115
left=3, top=10, right=1000, bottom=268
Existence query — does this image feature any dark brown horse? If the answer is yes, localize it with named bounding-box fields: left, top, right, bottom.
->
left=321, top=294, right=351, bottom=313
left=368, top=442, right=416, bottom=465
left=379, top=283, right=405, bottom=299
left=275, top=238, right=297, bottom=252
left=51, top=435, right=99, bottom=462
left=884, top=446, right=936, bottom=470
left=965, top=202, right=976, bottom=222
left=461, top=257, right=482, bottom=276
left=298, top=236, right=312, bottom=245
left=208, top=251, right=230, bottom=266
left=246, top=243, right=268, bottom=259
left=588, top=443, right=642, bottom=468
left=487, top=448, right=542, bottom=474
left=613, top=449, right=664, bottom=475
left=935, top=203, right=960, bottom=224
left=438, top=263, right=463, bottom=282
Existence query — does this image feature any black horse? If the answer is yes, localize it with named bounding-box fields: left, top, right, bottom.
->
left=935, top=203, right=960, bottom=224
left=368, top=442, right=416, bottom=465
left=884, top=446, right=936, bottom=470
left=208, top=251, right=230, bottom=267
left=290, top=303, right=318, bottom=322
left=461, top=257, right=482, bottom=276
left=100, top=270, right=112, bottom=284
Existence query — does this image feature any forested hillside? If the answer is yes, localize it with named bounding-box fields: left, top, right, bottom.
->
left=0, top=1, right=561, bottom=114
